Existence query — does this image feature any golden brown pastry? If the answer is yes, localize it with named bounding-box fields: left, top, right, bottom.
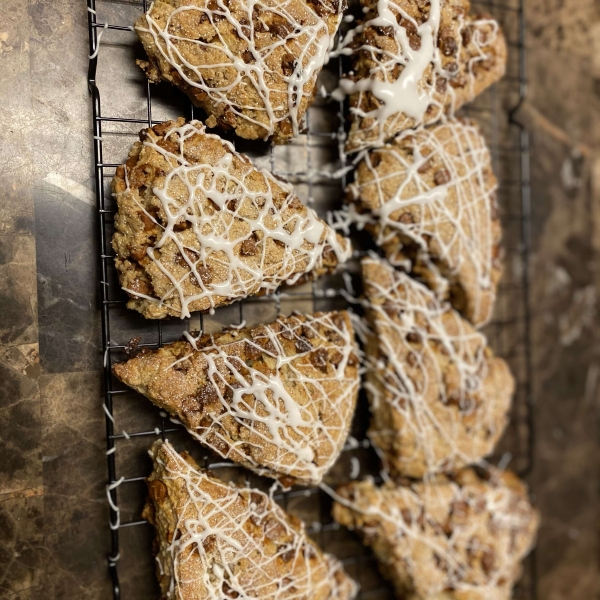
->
left=348, top=118, right=502, bottom=327
left=114, top=311, right=360, bottom=486
left=336, top=0, right=507, bottom=152
left=112, top=119, right=351, bottom=319
left=333, top=469, right=539, bottom=600
left=135, top=0, right=345, bottom=143
left=145, top=439, right=358, bottom=599
left=361, top=256, right=513, bottom=478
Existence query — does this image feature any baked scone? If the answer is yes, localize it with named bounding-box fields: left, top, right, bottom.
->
left=135, top=0, right=344, bottom=143
left=113, top=311, right=360, bottom=486
left=349, top=119, right=502, bottom=326
left=336, top=0, right=507, bottom=152
left=144, top=440, right=358, bottom=599
left=332, top=469, right=539, bottom=600
left=361, top=257, right=513, bottom=478
left=112, top=119, right=351, bottom=319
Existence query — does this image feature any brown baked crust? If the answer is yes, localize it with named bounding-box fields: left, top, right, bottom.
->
left=361, top=257, right=513, bottom=478
left=114, top=311, right=360, bottom=485
left=349, top=118, right=502, bottom=327
left=332, top=469, right=539, bottom=600
left=341, top=0, right=507, bottom=152
left=135, top=0, right=344, bottom=143
left=145, top=440, right=358, bottom=599
left=111, top=119, right=351, bottom=319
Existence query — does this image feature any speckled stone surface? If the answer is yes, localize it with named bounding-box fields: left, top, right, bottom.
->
left=0, top=0, right=598, bottom=598
left=0, top=343, right=41, bottom=495
left=0, top=493, right=45, bottom=597
left=523, top=1, right=600, bottom=597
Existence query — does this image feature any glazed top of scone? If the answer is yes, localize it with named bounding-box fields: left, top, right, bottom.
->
left=111, top=119, right=351, bottom=319
left=135, top=0, right=345, bottom=142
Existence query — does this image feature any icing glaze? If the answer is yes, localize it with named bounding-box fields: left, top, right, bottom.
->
left=332, top=0, right=505, bottom=150
left=137, top=312, right=360, bottom=485
left=349, top=119, right=500, bottom=325
left=136, top=0, right=343, bottom=140
left=149, top=440, right=359, bottom=599
left=360, top=256, right=512, bottom=477
left=338, top=0, right=441, bottom=125
left=113, top=120, right=351, bottom=318
left=330, top=471, right=538, bottom=599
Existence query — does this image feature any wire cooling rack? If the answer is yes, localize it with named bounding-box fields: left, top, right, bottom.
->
left=87, top=0, right=534, bottom=598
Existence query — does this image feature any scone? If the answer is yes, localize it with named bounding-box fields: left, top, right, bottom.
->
left=144, top=440, right=358, bottom=599
left=337, top=0, right=507, bottom=152
left=349, top=119, right=502, bottom=326
left=135, top=0, right=344, bottom=143
left=361, top=257, right=513, bottom=479
left=113, top=311, right=360, bottom=486
left=333, top=469, right=539, bottom=600
left=112, top=119, right=351, bottom=319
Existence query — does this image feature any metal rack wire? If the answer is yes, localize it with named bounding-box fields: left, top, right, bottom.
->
left=87, top=0, right=534, bottom=598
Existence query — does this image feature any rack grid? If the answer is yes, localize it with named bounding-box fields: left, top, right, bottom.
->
left=87, top=1, right=534, bottom=598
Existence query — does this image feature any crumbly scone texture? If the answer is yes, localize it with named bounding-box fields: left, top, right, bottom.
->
left=114, top=311, right=360, bottom=486
left=349, top=118, right=502, bottom=327
left=111, top=119, right=351, bottom=319
left=361, top=257, right=513, bottom=478
left=332, top=469, right=539, bottom=600
left=144, top=440, right=358, bottom=600
left=135, top=0, right=344, bottom=143
left=341, top=0, right=507, bottom=152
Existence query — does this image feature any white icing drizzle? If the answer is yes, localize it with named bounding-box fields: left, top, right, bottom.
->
left=343, top=435, right=360, bottom=450
left=350, top=119, right=499, bottom=326
left=182, top=329, right=199, bottom=349
left=330, top=473, right=538, bottom=599
left=89, top=23, right=108, bottom=60
left=341, top=271, right=354, bottom=295
left=338, top=0, right=441, bottom=124
left=106, top=486, right=121, bottom=530
left=115, top=120, right=351, bottom=318
left=163, top=312, right=359, bottom=485
left=332, top=0, right=504, bottom=150
left=361, top=257, right=509, bottom=477
left=136, top=0, right=343, bottom=140
left=108, top=476, right=125, bottom=491
left=102, top=403, right=115, bottom=423
left=151, top=440, right=358, bottom=599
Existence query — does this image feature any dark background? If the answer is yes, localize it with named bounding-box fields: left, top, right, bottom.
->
left=0, top=0, right=598, bottom=598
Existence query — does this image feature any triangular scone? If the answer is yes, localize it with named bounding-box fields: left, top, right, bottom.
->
left=135, top=0, right=344, bottom=143
left=361, top=257, right=513, bottom=478
left=113, top=311, right=360, bottom=485
left=338, top=0, right=507, bottom=152
left=332, top=469, right=538, bottom=600
left=349, top=119, right=502, bottom=326
left=112, top=119, right=351, bottom=319
left=144, top=440, right=358, bottom=599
